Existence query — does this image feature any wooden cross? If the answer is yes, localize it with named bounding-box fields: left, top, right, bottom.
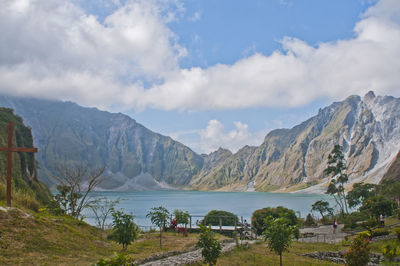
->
left=0, top=122, right=38, bottom=207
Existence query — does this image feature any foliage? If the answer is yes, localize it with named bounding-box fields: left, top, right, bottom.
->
left=345, top=233, right=371, bottom=266
left=196, top=224, right=222, bottom=265
left=346, top=183, right=377, bottom=208
left=252, top=206, right=298, bottom=235
left=263, top=217, right=297, bottom=266
left=202, top=210, right=239, bottom=226
left=378, top=179, right=400, bottom=207
left=110, top=211, right=138, bottom=250
left=169, top=219, right=178, bottom=230
left=324, top=145, right=349, bottom=214
left=359, top=195, right=394, bottom=220
left=370, top=228, right=389, bottom=238
left=177, top=227, right=188, bottom=236
left=53, top=164, right=106, bottom=219
left=90, top=197, right=120, bottom=231
left=304, top=213, right=316, bottom=226
left=174, top=209, right=190, bottom=226
left=395, top=227, right=400, bottom=241
left=311, top=200, right=333, bottom=219
left=146, top=206, right=170, bottom=249
left=95, top=252, right=133, bottom=266
left=342, top=211, right=369, bottom=229
left=381, top=241, right=400, bottom=263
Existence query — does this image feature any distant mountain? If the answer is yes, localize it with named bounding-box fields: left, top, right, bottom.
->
left=1, top=92, right=398, bottom=193
left=0, top=96, right=204, bottom=190
left=191, top=91, right=400, bottom=193
left=0, top=108, right=51, bottom=202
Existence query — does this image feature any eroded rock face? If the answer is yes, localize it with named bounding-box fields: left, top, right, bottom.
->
left=192, top=92, right=400, bottom=191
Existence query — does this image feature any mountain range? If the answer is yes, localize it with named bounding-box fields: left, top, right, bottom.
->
left=0, top=91, right=398, bottom=193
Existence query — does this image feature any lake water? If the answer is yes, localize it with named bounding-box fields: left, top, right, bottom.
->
left=82, top=191, right=334, bottom=227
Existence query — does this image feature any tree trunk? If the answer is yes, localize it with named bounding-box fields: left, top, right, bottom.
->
left=280, top=252, right=282, bottom=266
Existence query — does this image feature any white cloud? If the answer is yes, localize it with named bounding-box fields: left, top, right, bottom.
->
left=198, top=120, right=264, bottom=154
left=188, top=11, right=201, bottom=22
left=0, top=0, right=400, bottom=111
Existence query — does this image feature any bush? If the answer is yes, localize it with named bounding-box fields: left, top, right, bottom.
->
left=202, top=210, right=239, bottom=226
left=95, top=252, right=133, bottom=266
left=304, top=214, right=316, bottom=226
left=370, top=228, right=389, bottom=237
left=252, top=206, right=298, bottom=235
left=14, top=189, right=40, bottom=212
left=382, top=241, right=400, bottom=263
left=343, top=211, right=369, bottom=230
left=110, top=211, right=138, bottom=250
left=394, top=227, right=400, bottom=241
left=345, top=233, right=371, bottom=266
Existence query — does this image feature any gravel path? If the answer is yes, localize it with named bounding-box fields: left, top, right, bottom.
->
left=140, top=240, right=255, bottom=266
left=298, top=224, right=350, bottom=243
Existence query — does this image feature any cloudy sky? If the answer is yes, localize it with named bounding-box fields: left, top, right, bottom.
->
left=1, top=0, right=400, bottom=154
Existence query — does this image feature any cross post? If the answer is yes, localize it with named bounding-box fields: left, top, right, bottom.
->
left=0, top=121, right=38, bottom=207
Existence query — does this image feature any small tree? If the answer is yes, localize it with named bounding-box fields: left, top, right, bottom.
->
left=311, top=200, right=333, bottom=219
left=304, top=213, right=316, bottom=226
left=146, top=206, right=170, bottom=249
left=252, top=206, right=298, bottom=235
left=263, top=216, right=297, bottom=266
left=110, top=210, right=138, bottom=250
left=89, top=197, right=120, bottom=231
left=324, top=145, right=349, bottom=214
left=53, top=164, right=106, bottom=219
left=174, top=209, right=190, bottom=227
left=345, top=233, right=371, bottom=266
left=202, top=210, right=239, bottom=226
left=197, top=224, right=222, bottom=266
left=359, top=195, right=394, bottom=220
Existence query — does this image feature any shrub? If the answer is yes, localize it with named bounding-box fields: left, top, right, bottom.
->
left=14, top=189, right=40, bottom=212
left=382, top=241, right=400, bottom=263
left=394, top=227, right=400, bottom=241
left=370, top=228, right=389, bottom=237
left=95, top=252, right=133, bottom=266
left=343, top=211, right=369, bottom=230
left=345, top=233, right=371, bottom=266
left=251, top=206, right=298, bottom=235
left=202, top=210, right=239, bottom=226
left=304, top=213, right=316, bottom=226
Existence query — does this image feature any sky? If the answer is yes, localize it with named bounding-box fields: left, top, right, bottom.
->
left=1, top=0, right=400, bottom=154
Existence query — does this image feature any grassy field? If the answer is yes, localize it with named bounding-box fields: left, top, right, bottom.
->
left=0, top=206, right=226, bottom=265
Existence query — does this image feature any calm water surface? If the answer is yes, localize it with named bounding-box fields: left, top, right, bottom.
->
left=82, top=191, right=334, bottom=227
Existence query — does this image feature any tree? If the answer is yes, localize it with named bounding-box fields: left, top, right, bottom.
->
left=54, top=164, right=106, bottom=219
left=378, top=180, right=400, bottom=207
left=196, top=224, right=222, bottom=266
left=89, top=197, right=120, bottom=231
left=324, top=145, right=349, bottom=214
left=359, top=195, right=394, bottom=220
left=252, top=206, right=298, bottom=235
left=110, top=210, right=138, bottom=250
left=202, top=210, right=239, bottom=226
left=346, top=183, right=377, bottom=209
left=146, top=206, right=170, bottom=249
left=311, top=200, right=333, bottom=219
left=174, top=209, right=190, bottom=227
left=263, top=217, right=297, bottom=266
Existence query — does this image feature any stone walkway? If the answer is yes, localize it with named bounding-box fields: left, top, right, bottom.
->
left=140, top=240, right=255, bottom=266
left=298, top=224, right=350, bottom=243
